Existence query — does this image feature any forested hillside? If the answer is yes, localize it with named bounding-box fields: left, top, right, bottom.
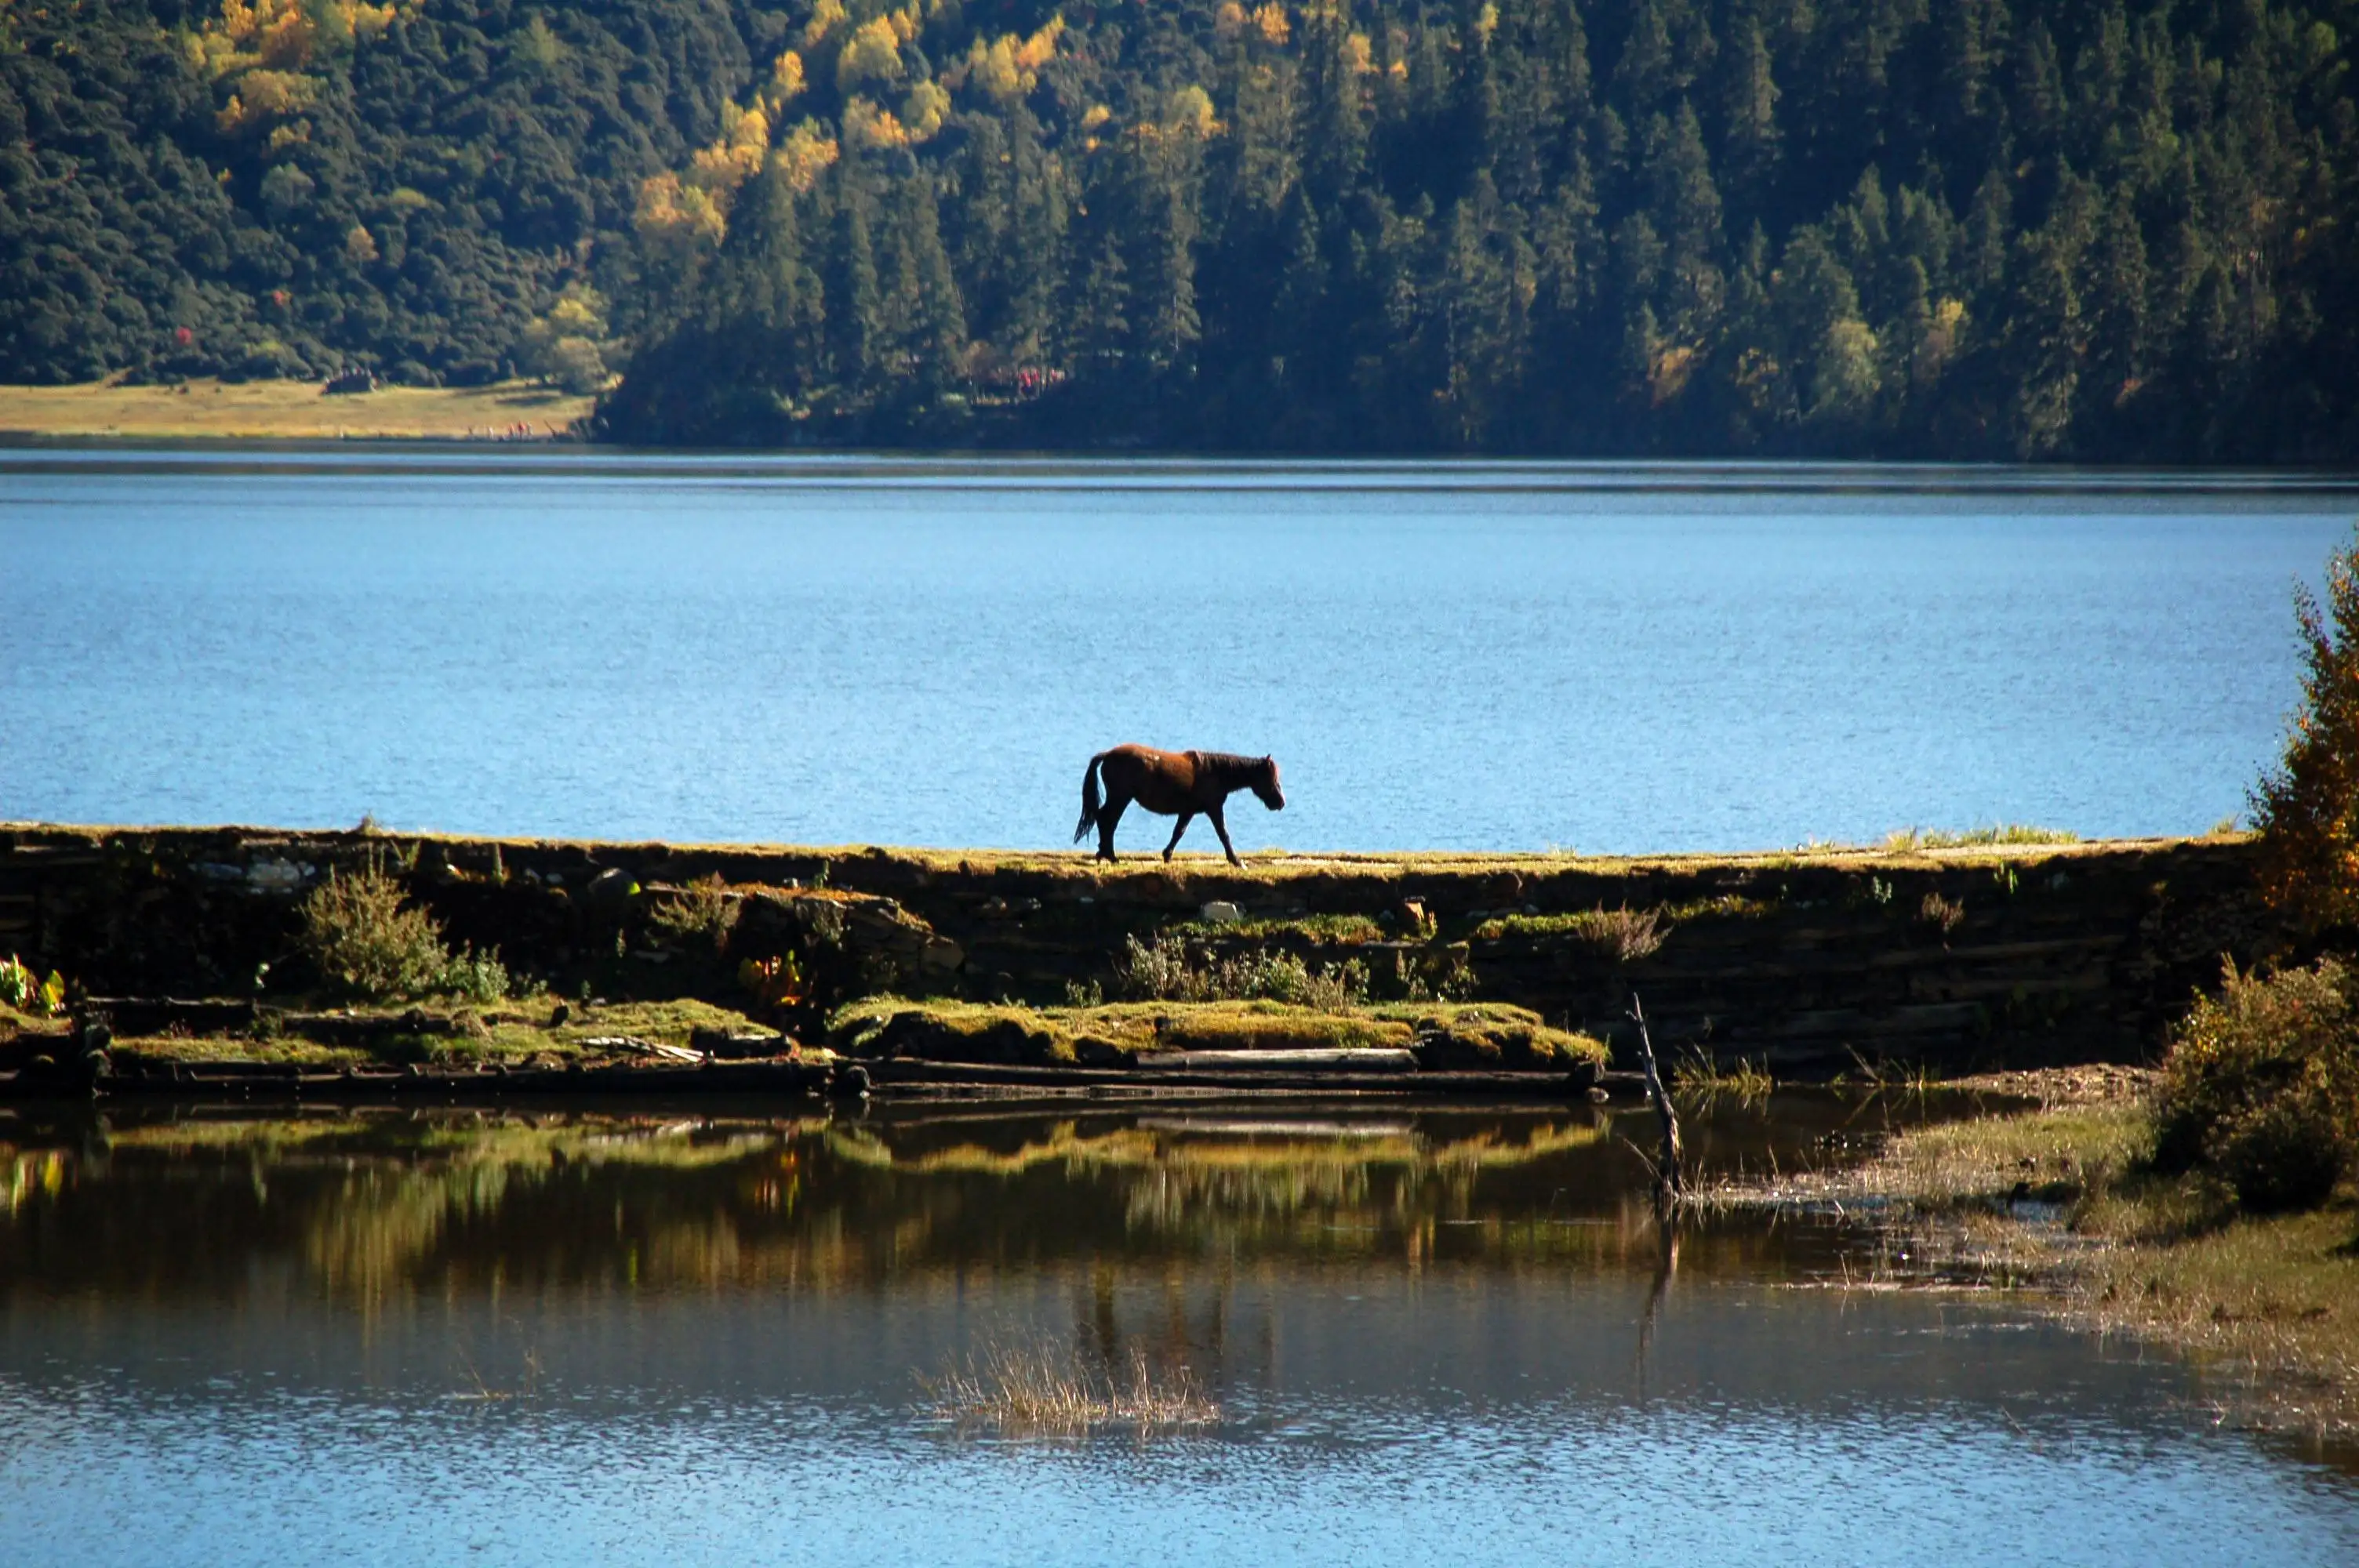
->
left=8, top=0, right=2359, bottom=458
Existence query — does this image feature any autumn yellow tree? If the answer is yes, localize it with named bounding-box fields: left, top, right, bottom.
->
left=2252, top=529, right=2359, bottom=930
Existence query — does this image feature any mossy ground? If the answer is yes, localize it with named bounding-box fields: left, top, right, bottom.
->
left=824, top=995, right=1606, bottom=1068
left=2, top=996, right=782, bottom=1070
left=1701, top=1083, right=2359, bottom=1434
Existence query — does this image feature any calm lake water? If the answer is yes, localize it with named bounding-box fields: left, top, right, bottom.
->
left=3, top=450, right=2355, bottom=850
left=2, top=1098, right=2354, bottom=1566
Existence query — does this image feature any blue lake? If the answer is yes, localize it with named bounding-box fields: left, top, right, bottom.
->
left=3, top=450, right=2354, bottom=851
left=2, top=1102, right=2355, bottom=1566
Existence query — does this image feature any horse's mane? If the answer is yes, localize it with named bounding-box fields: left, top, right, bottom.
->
left=1194, top=750, right=1270, bottom=775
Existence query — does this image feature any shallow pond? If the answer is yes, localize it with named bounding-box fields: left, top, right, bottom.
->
left=2, top=1096, right=2353, bottom=1564
left=2, top=452, right=2355, bottom=849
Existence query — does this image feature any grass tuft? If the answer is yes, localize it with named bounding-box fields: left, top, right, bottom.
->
left=1475, top=904, right=1665, bottom=960
left=1672, top=1047, right=1774, bottom=1108
left=1881, top=824, right=2081, bottom=850
left=925, top=1340, right=1219, bottom=1434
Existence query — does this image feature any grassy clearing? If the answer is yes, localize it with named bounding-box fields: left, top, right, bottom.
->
left=925, top=1341, right=1219, bottom=1435
left=0, top=378, right=592, bottom=440
left=825, top=996, right=1606, bottom=1068
left=1700, top=1096, right=2359, bottom=1433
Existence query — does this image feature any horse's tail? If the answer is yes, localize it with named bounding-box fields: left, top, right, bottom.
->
left=1074, top=752, right=1107, bottom=844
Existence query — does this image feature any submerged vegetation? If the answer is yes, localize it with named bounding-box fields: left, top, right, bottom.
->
left=926, top=1341, right=1220, bottom=1434
left=7, top=2, right=2359, bottom=459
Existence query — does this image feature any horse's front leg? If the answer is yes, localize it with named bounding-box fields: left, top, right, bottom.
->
left=1206, top=803, right=1241, bottom=868
left=1097, top=794, right=1130, bottom=862
left=1161, top=811, right=1195, bottom=861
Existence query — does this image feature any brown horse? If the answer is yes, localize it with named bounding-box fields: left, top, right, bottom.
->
left=1074, top=745, right=1285, bottom=866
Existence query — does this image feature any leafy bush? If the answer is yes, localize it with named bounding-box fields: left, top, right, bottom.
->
left=1114, top=935, right=1368, bottom=1014
left=438, top=946, right=513, bottom=1007
left=2252, top=528, right=2359, bottom=931
left=650, top=873, right=741, bottom=953
left=0, top=955, right=67, bottom=1016
left=2154, top=959, right=2359, bottom=1213
left=299, top=859, right=509, bottom=1003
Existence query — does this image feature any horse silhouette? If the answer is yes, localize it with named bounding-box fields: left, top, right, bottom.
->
left=1074, top=745, right=1285, bottom=866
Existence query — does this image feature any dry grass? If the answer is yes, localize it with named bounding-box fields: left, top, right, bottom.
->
left=1474, top=904, right=1667, bottom=959
left=648, top=873, right=741, bottom=953
left=1698, top=1096, right=2359, bottom=1434
left=0, top=377, right=591, bottom=440
left=1880, top=824, right=2081, bottom=850
left=925, top=1340, right=1219, bottom=1435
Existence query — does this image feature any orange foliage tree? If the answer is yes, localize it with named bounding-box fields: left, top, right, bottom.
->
left=2252, top=528, right=2359, bottom=930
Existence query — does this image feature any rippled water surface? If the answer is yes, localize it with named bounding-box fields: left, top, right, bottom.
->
left=3, top=452, right=2354, bottom=849
left=2, top=1100, right=2354, bottom=1565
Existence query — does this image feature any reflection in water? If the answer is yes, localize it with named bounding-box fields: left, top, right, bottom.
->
left=2, top=1097, right=1903, bottom=1305
left=2, top=1098, right=2355, bottom=1565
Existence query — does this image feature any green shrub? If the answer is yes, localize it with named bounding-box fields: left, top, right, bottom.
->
left=0, top=954, right=67, bottom=1016
left=1113, top=935, right=1369, bottom=1013
left=438, top=946, right=512, bottom=1006
left=2155, top=959, right=2359, bottom=1213
left=649, top=873, right=740, bottom=953
left=299, top=859, right=509, bottom=1003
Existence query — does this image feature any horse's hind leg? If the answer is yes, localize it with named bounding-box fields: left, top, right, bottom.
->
left=1161, top=812, right=1194, bottom=861
left=1096, top=794, right=1130, bottom=862
left=1207, top=804, right=1241, bottom=868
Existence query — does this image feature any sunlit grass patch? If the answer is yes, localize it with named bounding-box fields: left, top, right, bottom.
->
left=104, top=996, right=776, bottom=1069
left=0, top=377, right=594, bottom=440
left=1170, top=913, right=1387, bottom=944
left=1881, top=824, right=2081, bottom=851
left=824, top=995, right=1606, bottom=1067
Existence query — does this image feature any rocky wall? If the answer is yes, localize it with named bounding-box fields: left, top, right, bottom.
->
left=0, top=824, right=2282, bottom=1076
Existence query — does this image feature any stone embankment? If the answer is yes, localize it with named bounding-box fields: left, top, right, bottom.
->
left=0, top=824, right=2278, bottom=1095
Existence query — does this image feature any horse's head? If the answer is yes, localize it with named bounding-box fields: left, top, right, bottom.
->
left=1253, top=755, right=1285, bottom=811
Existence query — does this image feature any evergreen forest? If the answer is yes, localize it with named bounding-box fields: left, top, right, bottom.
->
left=7, top=0, right=2359, bottom=457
